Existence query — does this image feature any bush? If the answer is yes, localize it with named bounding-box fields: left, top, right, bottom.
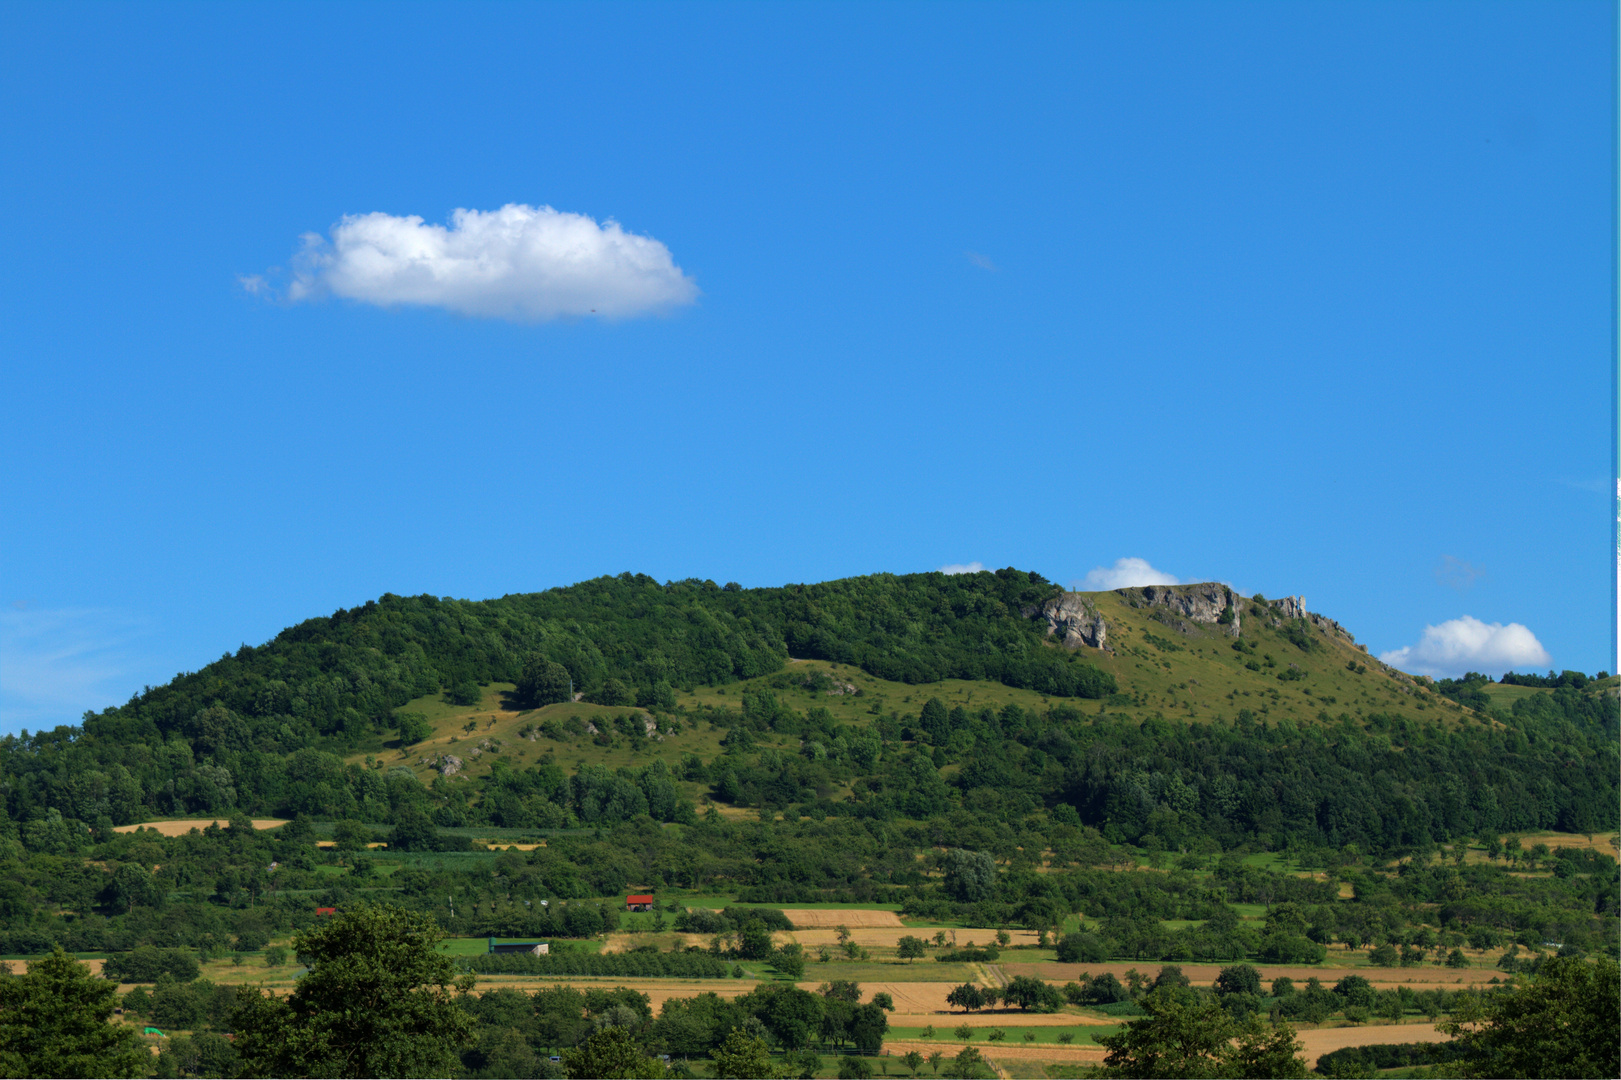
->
left=101, top=947, right=200, bottom=984
left=1055, top=932, right=1106, bottom=964
left=936, top=946, right=999, bottom=963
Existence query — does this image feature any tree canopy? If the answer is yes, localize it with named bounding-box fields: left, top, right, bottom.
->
left=0, top=947, right=147, bottom=1079
left=1440, top=954, right=1620, bottom=1079
left=230, top=903, right=474, bottom=1078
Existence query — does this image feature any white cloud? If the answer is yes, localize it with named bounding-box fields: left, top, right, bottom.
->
left=274, top=203, right=698, bottom=321
left=965, top=251, right=999, bottom=272
left=939, top=561, right=987, bottom=575
left=0, top=607, right=151, bottom=734
left=1078, top=557, right=1182, bottom=591
left=1379, top=615, right=1552, bottom=679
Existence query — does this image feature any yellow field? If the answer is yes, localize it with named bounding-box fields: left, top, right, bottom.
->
left=114, top=818, right=287, bottom=835
left=1295, top=1022, right=1453, bottom=1068
left=781, top=908, right=905, bottom=928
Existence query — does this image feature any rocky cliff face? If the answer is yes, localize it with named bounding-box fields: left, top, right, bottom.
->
left=1030, top=581, right=1357, bottom=649
left=1028, top=593, right=1111, bottom=650
left=1260, top=595, right=1355, bottom=642
left=1124, top=582, right=1242, bottom=637
left=1270, top=595, right=1306, bottom=619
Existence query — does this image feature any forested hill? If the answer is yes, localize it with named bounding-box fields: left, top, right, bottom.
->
left=1, top=567, right=1616, bottom=851
left=78, top=569, right=1109, bottom=749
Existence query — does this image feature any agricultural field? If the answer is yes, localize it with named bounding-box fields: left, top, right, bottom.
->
left=113, top=818, right=289, bottom=835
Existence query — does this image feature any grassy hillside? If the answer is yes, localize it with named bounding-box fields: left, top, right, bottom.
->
left=353, top=583, right=1475, bottom=797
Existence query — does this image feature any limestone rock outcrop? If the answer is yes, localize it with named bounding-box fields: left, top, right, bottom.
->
left=1122, top=582, right=1242, bottom=637
left=1028, top=593, right=1111, bottom=650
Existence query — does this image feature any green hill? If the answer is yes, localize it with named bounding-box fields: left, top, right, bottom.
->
left=0, top=567, right=1615, bottom=978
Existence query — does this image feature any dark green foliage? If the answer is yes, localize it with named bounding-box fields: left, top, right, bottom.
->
left=946, top=983, right=989, bottom=1011
left=519, top=655, right=575, bottom=708
left=1312, top=1041, right=1466, bottom=1076
left=561, top=1026, right=667, bottom=1079
left=101, top=945, right=201, bottom=983
left=230, top=903, right=474, bottom=1078
left=1439, top=954, right=1620, bottom=1079
left=1001, top=975, right=1064, bottom=1012
left=1056, top=932, right=1107, bottom=964
left=935, top=945, right=1000, bottom=963
left=0, top=947, right=148, bottom=1078
left=153, top=1031, right=241, bottom=1079
left=1214, top=964, right=1261, bottom=997
left=397, top=713, right=432, bottom=746
left=1097, top=986, right=1308, bottom=1078
left=943, top=849, right=996, bottom=902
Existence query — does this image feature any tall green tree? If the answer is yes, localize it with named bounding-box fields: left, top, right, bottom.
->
left=711, top=1027, right=792, bottom=1079
left=1439, top=955, right=1619, bottom=1079
left=1096, top=987, right=1307, bottom=1079
left=562, top=1026, right=667, bottom=1079
left=0, top=947, right=147, bottom=1079
left=230, top=903, right=474, bottom=1078
left=519, top=654, right=574, bottom=707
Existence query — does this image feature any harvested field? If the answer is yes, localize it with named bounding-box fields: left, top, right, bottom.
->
left=782, top=908, right=904, bottom=928
left=1519, top=831, right=1619, bottom=852
left=1296, top=1023, right=1453, bottom=1069
left=1004, top=962, right=1499, bottom=991
left=115, top=818, right=288, bottom=835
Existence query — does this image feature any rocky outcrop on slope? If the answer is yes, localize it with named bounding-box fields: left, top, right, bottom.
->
left=1120, top=582, right=1242, bottom=637
left=1027, top=593, right=1111, bottom=650
left=1259, top=595, right=1355, bottom=643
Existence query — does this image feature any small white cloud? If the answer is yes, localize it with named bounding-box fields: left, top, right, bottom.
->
left=0, top=608, right=151, bottom=733
left=268, top=203, right=698, bottom=321
left=1078, top=557, right=1182, bottom=591
left=939, top=561, right=987, bottom=575
left=965, top=251, right=999, bottom=272
left=1379, top=615, right=1552, bottom=679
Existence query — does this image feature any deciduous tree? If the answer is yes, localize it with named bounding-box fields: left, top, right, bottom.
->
left=230, top=903, right=474, bottom=1078
left=0, top=947, right=147, bottom=1079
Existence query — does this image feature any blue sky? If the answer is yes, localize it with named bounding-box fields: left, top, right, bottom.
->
left=1, top=1, right=1614, bottom=733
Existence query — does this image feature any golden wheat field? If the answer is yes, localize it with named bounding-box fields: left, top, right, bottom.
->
left=114, top=818, right=288, bottom=835
left=780, top=909, right=906, bottom=928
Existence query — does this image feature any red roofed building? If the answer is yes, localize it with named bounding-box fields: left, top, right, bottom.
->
left=625, top=894, right=654, bottom=911
left=315, top=907, right=336, bottom=916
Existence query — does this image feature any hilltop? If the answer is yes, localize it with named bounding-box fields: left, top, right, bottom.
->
left=4, top=566, right=1603, bottom=857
